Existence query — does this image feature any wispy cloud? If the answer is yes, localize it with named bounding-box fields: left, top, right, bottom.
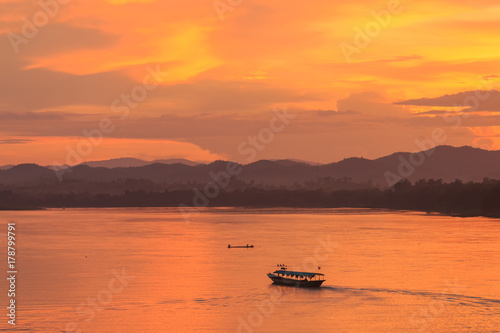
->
left=0, top=139, right=34, bottom=144
left=395, top=90, right=500, bottom=111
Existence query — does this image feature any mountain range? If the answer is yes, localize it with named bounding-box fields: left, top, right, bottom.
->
left=1, top=145, right=499, bottom=188
left=81, top=157, right=202, bottom=168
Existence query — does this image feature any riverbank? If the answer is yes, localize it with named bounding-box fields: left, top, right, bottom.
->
left=1, top=178, right=499, bottom=218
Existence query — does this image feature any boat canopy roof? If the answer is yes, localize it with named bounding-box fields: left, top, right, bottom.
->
left=273, top=270, right=324, bottom=277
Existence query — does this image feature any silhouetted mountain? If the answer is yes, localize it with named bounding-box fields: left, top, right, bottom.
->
left=1, top=146, right=500, bottom=217
left=0, top=146, right=499, bottom=188
left=374, top=145, right=500, bottom=184
left=0, top=164, right=58, bottom=184
left=239, top=159, right=316, bottom=185
left=0, top=164, right=14, bottom=170
left=270, top=159, right=318, bottom=166
left=153, top=158, right=200, bottom=166
left=239, top=146, right=500, bottom=186
left=80, top=157, right=200, bottom=168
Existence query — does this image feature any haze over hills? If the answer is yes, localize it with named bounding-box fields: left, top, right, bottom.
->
left=0, top=164, right=14, bottom=170
left=0, top=145, right=499, bottom=189
left=0, top=158, right=204, bottom=170
left=80, top=157, right=202, bottom=168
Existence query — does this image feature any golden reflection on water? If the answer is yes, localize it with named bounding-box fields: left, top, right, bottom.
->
left=0, top=208, right=499, bottom=332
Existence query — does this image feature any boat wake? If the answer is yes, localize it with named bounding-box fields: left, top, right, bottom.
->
left=322, top=285, right=500, bottom=308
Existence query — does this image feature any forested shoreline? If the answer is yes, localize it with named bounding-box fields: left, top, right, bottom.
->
left=1, top=178, right=499, bottom=218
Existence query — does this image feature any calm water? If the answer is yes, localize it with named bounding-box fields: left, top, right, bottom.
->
left=1, top=208, right=499, bottom=332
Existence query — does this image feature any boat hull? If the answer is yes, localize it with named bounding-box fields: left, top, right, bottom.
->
left=267, top=274, right=325, bottom=288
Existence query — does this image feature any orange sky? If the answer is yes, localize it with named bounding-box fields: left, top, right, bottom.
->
left=0, top=0, right=499, bottom=165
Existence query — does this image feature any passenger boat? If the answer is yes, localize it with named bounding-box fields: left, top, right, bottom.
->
left=267, top=265, right=325, bottom=287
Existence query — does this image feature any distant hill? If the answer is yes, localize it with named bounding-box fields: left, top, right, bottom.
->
left=80, top=157, right=200, bottom=168
left=0, top=146, right=499, bottom=187
left=318, top=145, right=500, bottom=185
left=241, top=146, right=500, bottom=186
left=270, top=159, right=319, bottom=166
left=0, top=164, right=58, bottom=184
left=0, top=164, right=14, bottom=170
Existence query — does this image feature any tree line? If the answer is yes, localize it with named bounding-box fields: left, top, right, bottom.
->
left=1, top=178, right=499, bottom=217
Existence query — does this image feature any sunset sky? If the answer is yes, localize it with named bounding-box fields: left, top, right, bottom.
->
left=1, top=0, right=499, bottom=165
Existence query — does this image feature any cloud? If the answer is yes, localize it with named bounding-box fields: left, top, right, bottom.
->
left=308, top=110, right=357, bottom=117
left=0, top=37, right=138, bottom=111
left=337, top=91, right=407, bottom=117
left=0, top=24, right=319, bottom=113
left=395, top=90, right=500, bottom=111
left=1, top=107, right=499, bottom=164
left=371, top=55, right=423, bottom=63
left=0, top=111, right=75, bottom=120
left=0, top=139, right=34, bottom=144
left=8, top=23, right=121, bottom=57
left=1, top=0, right=500, bottom=163
left=151, top=80, right=321, bottom=113
left=482, top=74, right=499, bottom=80
left=410, top=110, right=454, bottom=116
left=0, top=136, right=224, bottom=165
